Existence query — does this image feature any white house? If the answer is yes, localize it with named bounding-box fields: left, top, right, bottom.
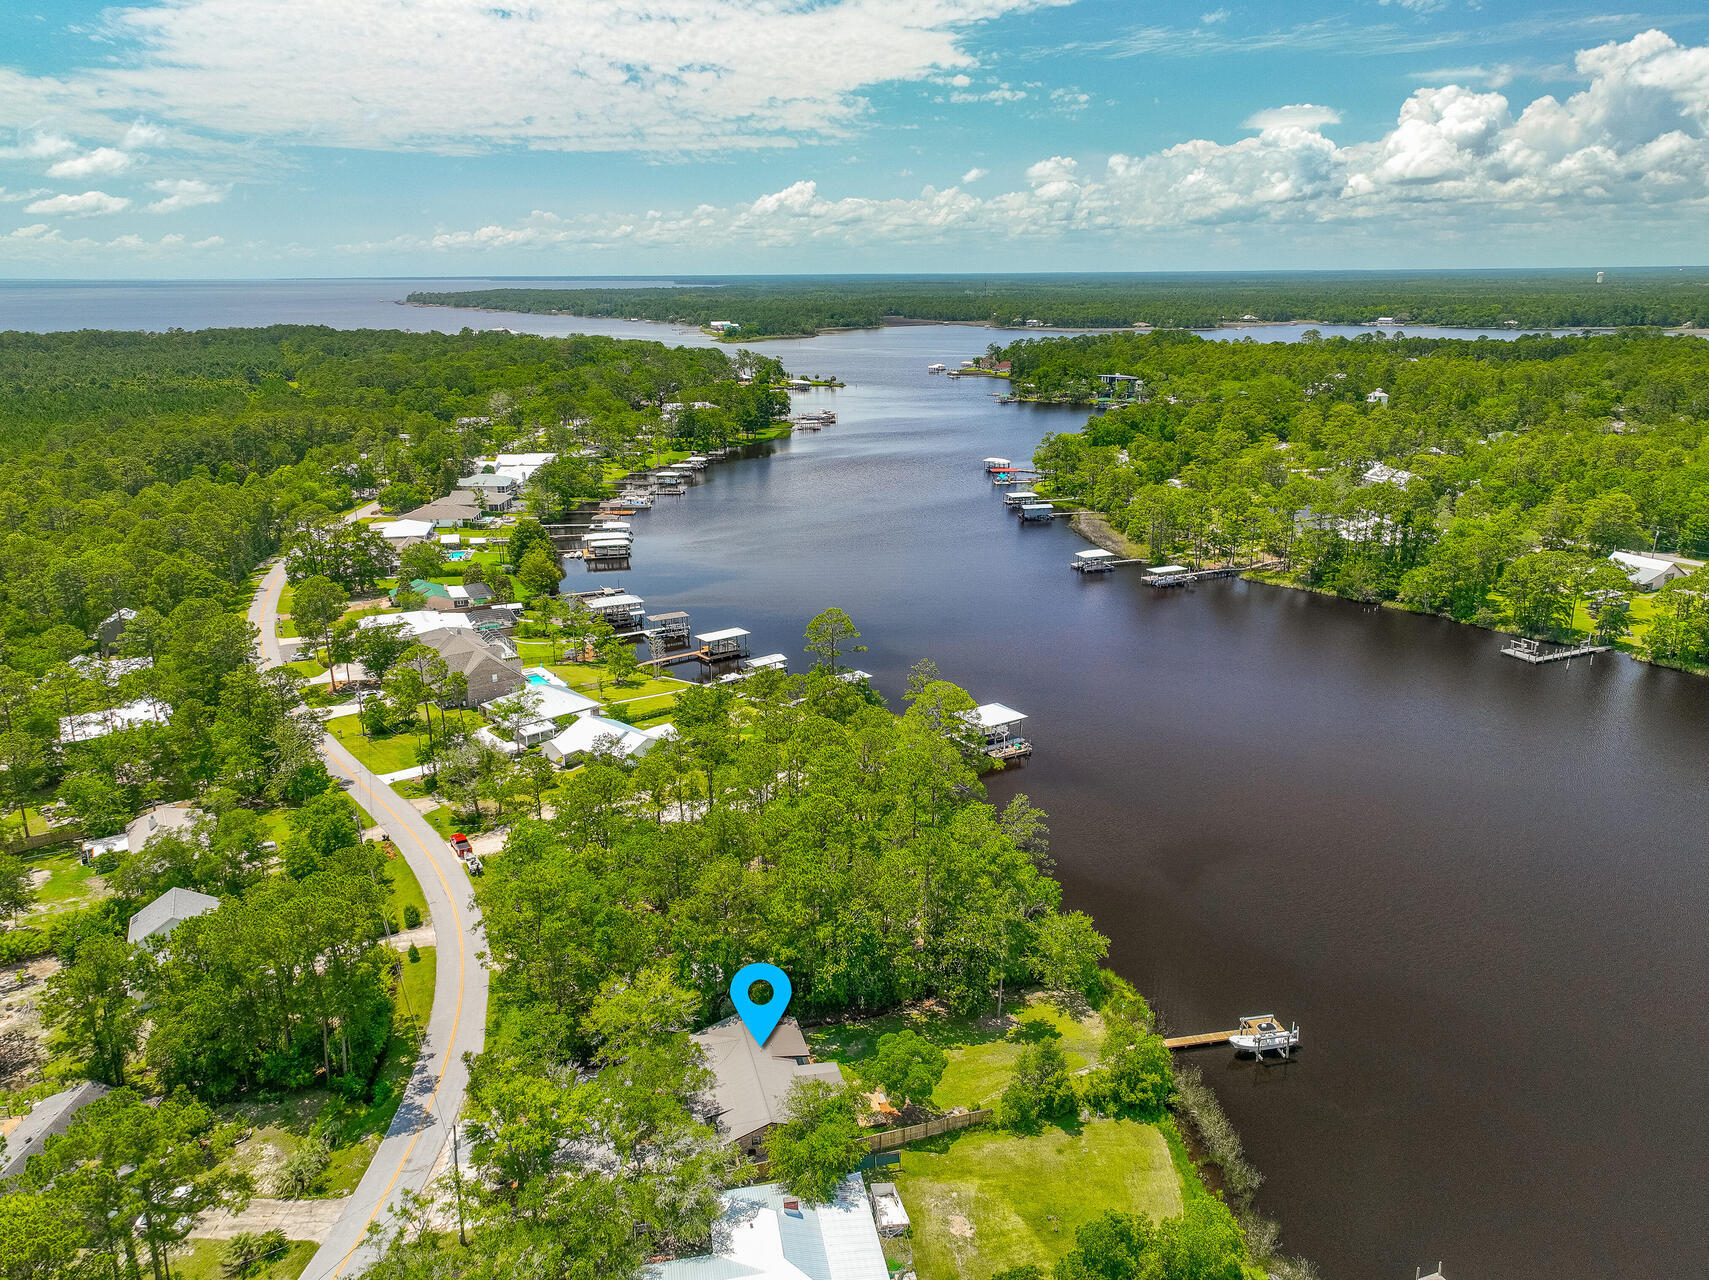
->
left=1609, top=551, right=1694, bottom=591
left=58, top=698, right=170, bottom=744
left=647, top=1176, right=888, bottom=1280
left=372, top=518, right=434, bottom=542
left=357, top=610, right=475, bottom=639
left=1362, top=462, right=1416, bottom=487
left=486, top=679, right=601, bottom=725
left=1366, top=389, right=1390, bottom=406
left=542, top=715, right=676, bottom=764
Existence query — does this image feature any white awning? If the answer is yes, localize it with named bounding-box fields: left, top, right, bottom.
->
left=1077, top=549, right=1118, bottom=560
left=588, top=593, right=644, bottom=609
left=982, top=457, right=1012, bottom=466
left=1151, top=565, right=1188, bottom=574
left=748, top=653, right=788, bottom=669
left=968, top=702, right=1027, bottom=728
left=696, top=628, right=751, bottom=644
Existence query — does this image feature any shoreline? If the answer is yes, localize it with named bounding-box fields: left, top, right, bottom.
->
left=403, top=299, right=1670, bottom=342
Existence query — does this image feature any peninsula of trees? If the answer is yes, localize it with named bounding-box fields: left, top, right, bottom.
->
left=1011, top=328, right=1709, bottom=669
left=406, top=270, right=1709, bottom=339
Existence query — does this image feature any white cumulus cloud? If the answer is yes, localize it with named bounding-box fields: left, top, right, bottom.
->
left=24, top=189, right=132, bottom=216
left=147, top=178, right=230, bottom=213
left=961, top=167, right=988, bottom=183
left=46, top=147, right=134, bottom=179
left=363, top=30, right=1709, bottom=254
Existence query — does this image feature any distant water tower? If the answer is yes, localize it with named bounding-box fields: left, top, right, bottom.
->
left=1596, top=270, right=1606, bottom=284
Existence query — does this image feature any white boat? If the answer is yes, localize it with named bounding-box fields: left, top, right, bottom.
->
left=1229, top=1014, right=1299, bottom=1056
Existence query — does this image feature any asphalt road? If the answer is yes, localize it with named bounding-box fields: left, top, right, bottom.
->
left=249, top=558, right=489, bottom=1277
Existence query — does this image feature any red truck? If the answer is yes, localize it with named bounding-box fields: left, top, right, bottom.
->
left=450, top=832, right=482, bottom=875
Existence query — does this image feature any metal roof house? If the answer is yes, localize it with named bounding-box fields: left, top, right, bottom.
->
left=58, top=697, right=170, bottom=744
left=128, top=886, right=220, bottom=945
left=1610, top=550, right=1694, bottom=591
left=647, top=1176, right=887, bottom=1280
left=691, top=1015, right=845, bottom=1157
left=541, top=715, right=676, bottom=764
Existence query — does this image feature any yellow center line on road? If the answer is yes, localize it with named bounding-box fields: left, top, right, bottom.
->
left=324, top=761, right=469, bottom=1278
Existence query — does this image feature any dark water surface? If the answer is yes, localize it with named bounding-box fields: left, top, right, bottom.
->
left=9, top=284, right=1706, bottom=1278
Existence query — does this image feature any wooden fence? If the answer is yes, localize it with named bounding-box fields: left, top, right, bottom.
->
left=742, top=1109, right=994, bottom=1182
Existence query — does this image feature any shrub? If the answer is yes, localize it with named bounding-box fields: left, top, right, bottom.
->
left=407, top=943, right=421, bottom=963
left=998, top=1034, right=1075, bottom=1133
left=272, top=1139, right=330, bottom=1198
left=221, top=1229, right=289, bottom=1278
left=402, top=904, right=422, bottom=930
left=864, top=1030, right=946, bottom=1109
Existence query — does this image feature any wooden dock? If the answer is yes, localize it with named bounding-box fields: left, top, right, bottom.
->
left=1501, top=639, right=1610, bottom=664
left=1162, top=1029, right=1238, bottom=1050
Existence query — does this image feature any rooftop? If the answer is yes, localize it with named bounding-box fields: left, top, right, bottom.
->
left=691, top=1015, right=843, bottom=1145
left=128, top=885, right=220, bottom=945
left=966, top=701, right=1027, bottom=729
left=647, top=1176, right=886, bottom=1280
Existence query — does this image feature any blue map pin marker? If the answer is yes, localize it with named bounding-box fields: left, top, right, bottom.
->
left=730, top=962, right=793, bottom=1046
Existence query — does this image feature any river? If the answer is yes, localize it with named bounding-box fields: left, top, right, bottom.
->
left=8, top=282, right=1707, bottom=1279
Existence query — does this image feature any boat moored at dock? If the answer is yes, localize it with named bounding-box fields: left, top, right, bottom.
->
left=1229, top=1015, right=1300, bottom=1058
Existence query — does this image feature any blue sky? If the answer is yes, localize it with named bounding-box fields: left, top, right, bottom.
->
left=1, top=0, right=1707, bottom=276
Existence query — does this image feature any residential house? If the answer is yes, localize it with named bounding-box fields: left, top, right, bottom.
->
left=1362, top=462, right=1416, bottom=487
left=456, top=472, right=521, bottom=511
left=95, top=608, right=137, bottom=654
left=358, top=610, right=476, bottom=640
left=128, top=886, right=220, bottom=945
left=1609, top=550, right=1697, bottom=591
left=372, top=518, right=434, bottom=543
left=414, top=629, right=525, bottom=707
left=541, top=715, right=675, bottom=765
left=647, top=1177, right=888, bottom=1280
left=400, top=491, right=482, bottom=529
left=390, top=579, right=495, bottom=612
left=1366, top=388, right=1391, bottom=406
left=58, top=697, right=170, bottom=744
left=0, top=1082, right=111, bottom=1180
left=473, top=452, right=557, bottom=484
left=125, top=801, right=205, bottom=855
left=691, top=1015, right=844, bottom=1158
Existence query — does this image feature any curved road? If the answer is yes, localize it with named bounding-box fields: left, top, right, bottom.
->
left=249, top=559, right=488, bottom=1278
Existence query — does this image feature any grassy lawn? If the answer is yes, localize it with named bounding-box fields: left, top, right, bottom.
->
left=543, top=661, right=694, bottom=702
left=811, top=995, right=1105, bottom=1112
left=892, top=1120, right=1184, bottom=1280
left=619, top=693, right=681, bottom=728
left=383, top=847, right=428, bottom=931
left=20, top=846, right=105, bottom=923
left=281, top=657, right=325, bottom=679
left=173, top=1238, right=316, bottom=1280
left=324, top=716, right=431, bottom=776
left=218, top=947, right=436, bottom=1199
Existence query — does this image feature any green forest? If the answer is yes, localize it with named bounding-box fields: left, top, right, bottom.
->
left=0, top=327, right=1271, bottom=1280
left=408, top=270, right=1709, bottom=338
left=1005, top=329, right=1709, bottom=668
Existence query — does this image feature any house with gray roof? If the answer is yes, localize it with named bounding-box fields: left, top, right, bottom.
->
left=127, top=886, right=220, bottom=944
left=692, top=1015, right=844, bottom=1158
left=414, top=630, right=525, bottom=707
left=400, top=491, right=482, bottom=528
left=0, top=1082, right=111, bottom=1180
